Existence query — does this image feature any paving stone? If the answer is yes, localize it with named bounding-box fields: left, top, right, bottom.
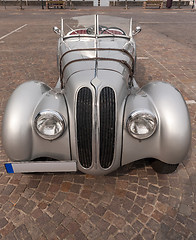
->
left=0, top=217, right=8, bottom=229
left=14, top=224, right=32, bottom=240
left=55, top=225, right=69, bottom=239
left=24, top=217, right=44, bottom=240
left=146, top=218, right=160, bottom=233
left=52, top=210, right=65, bottom=226
left=54, top=192, right=67, bottom=203
left=135, top=196, right=146, bottom=208
left=2, top=201, right=14, bottom=213
left=74, top=229, right=87, bottom=240
left=22, top=188, right=35, bottom=198
left=148, top=184, right=159, bottom=194
left=38, top=201, right=48, bottom=210
left=22, top=200, right=36, bottom=214
left=28, top=180, right=40, bottom=189
left=66, top=220, right=81, bottom=233
left=152, top=210, right=164, bottom=222
left=60, top=182, right=72, bottom=192
left=80, top=220, right=94, bottom=235
left=187, top=233, right=196, bottom=240
left=0, top=196, right=9, bottom=205
left=4, top=232, right=17, bottom=240
left=94, top=203, right=107, bottom=216
left=0, top=6, right=196, bottom=240
left=2, top=185, right=15, bottom=196
left=70, top=184, right=81, bottom=194
left=42, top=221, right=57, bottom=236
left=186, top=219, right=196, bottom=235
left=142, top=203, right=154, bottom=215
left=76, top=212, right=89, bottom=225
left=112, top=215, right=126, bottom=230
left=132, top=234, right=144, bottom=240
left=61, top=215, right=73, bottom=229
left=142, top=228, right=154, bottom=240
left=132, top=220, right=144, bottom=233
left=0, top=222, right=15, bottom=237
left=36, top=212, right=51, bottom=227
left=132, top=204, right=142, bottom=216
left=103, top=210, right=117, bottom=223
left=146, top=193, right=157, bottom=205
left=174, top=222, right=190, bottom=238
left=167, top=229, right=183, bottom=240
left=84, top=203, right=96, bottom=216
left=37, top=182, right=50, bottom=193
left=179, top=203, right=192, bottom=216
left=87, top=228, right=102, bottom=240
left=114, top=232, right=129, bottom=240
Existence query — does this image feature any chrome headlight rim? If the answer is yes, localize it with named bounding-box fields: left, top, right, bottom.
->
left=126, top=109, right=158, bottom=140
left=35, top=110, right=66, bottom=140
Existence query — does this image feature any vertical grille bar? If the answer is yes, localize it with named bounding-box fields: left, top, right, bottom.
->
left=99, top=87, right=116, bottom=169
left=76, top=87, right=92, bottom=168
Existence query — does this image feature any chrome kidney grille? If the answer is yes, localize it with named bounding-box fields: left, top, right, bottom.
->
left=76, top=87, right=116, bottom=169
left=76, top=87, right=92, bottom=168
left=99, top=87, right=116, bottom=169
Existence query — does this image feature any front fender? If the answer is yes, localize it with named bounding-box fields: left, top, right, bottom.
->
left=122, top=82, right=191, bottom=165
left=143, top=82, right=191, bottom=164
left=2, top=81, right=51, bottom=161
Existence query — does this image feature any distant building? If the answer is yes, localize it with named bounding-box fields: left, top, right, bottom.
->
left=2, top=0, right=190, bottom=7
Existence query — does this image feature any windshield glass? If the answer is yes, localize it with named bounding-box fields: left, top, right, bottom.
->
left=63, top=15, right=131, bottom=36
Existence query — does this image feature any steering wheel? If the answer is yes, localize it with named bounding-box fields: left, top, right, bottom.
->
left=100, top=27, right=126, bottom=35
left=86, top=25, right=107, bottom=35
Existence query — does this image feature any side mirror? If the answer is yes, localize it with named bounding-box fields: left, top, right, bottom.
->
left=133, top=26, right=141, bottom=36
left=53, top=26, right=61, bottom=35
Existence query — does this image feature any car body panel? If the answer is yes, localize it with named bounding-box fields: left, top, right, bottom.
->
left=3, top=82, right=71, bottom=162
left=2, top=15, right=191, bottom=175
left=122, top=82, right=191, bottom=166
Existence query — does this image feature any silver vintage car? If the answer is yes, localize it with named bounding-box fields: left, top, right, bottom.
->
left=2, top=15, right=191, bottom=175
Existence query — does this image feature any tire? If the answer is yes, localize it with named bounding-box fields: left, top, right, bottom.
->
left=151, top=159, right=179, bottom=174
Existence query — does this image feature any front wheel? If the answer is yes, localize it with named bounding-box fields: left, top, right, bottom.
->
left=151, top=159, right=179, bottom=174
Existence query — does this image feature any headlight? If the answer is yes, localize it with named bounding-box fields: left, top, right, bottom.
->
left=35, top=110, right=66, bottom=140
left=127, top=110, right=157, bottom=139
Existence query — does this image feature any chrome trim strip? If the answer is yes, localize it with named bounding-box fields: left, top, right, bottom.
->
left=60, top=48, right=134, bottom=74
left=61, top=57, right=133, bottom=87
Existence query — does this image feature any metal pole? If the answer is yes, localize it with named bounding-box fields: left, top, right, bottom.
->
left=192, top=0, right=196, bottom=9
left=178, top=0, right=181, bottom=8
left=41, top=0, right=44, bottom=9
left=125, top=0, right=128, bottom=9
left=20, top=0, right=23, bottom=9
left=3, top=0, right=7, bottom=9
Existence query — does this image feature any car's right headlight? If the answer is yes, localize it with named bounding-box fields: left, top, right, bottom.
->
left=126, top=110, right=157, bottom=140
left=35, top=110, right=66, bottom=140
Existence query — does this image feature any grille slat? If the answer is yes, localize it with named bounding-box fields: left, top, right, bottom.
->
left=99, top=87, right=116, bottom=169
left=76, top=87, right=92, bottom=168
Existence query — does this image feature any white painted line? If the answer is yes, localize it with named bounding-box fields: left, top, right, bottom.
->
left=163, top=12, right=177, bottom=14
left=139, top=22, right=162, bottom=24
left=186, top=100, right=196, bottom=105
left=143, top=12, right=177, bottom=14
left=139, top=22, right=196, bottom=24
left=138, top=57, right=149, bottom=60
left=144, top=12, right=159, bottom=14
left=0, top=24, right=28, bottom=41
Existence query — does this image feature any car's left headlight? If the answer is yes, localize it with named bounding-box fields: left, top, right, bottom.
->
left=35, top=110, right=66, bottom=140
left=126, top=110, right=157, bottom=140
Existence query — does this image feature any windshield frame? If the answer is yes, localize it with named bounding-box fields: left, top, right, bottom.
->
left=61, top=15, right=133, bottom=40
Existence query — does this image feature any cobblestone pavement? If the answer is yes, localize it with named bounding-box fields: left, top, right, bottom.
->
left=0, top=6, right=196, bottom=240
